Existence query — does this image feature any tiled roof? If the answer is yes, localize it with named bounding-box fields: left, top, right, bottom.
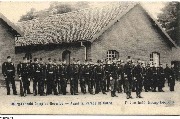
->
left=15, top=2, right=136, bottom=46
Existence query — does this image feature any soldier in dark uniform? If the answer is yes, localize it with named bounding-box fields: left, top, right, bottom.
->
left=116, top=61, right=124, bottom=93
left=169, top=64, right=176, bottom=91
left=55, top=59, right=62, bottom=94
left=17, top=57, right=31, bottom=96
left=123, top=60, right=133, bottom=99
left=31, top=58, right=42, bottom=96
left=144, top=64, right=153, bottom=92
left=68, top=62, right=78, bottom=95
left=164, top=64, right=171, bottom=86
left=133, top=60, right=143, bottom=98
left=84, top=61, right=93, bottom=94
left=104, top=60, right=111, bottom=92
left=152, top=63, right=158, bottom=92
left=60, top=61, right=68, bottom=95
left=74, top=61, right=80, bottom=94
left=110, top=62, right=118, bottom=97
left=38, top=58, right=46, bottom=96
left=2, top=56, right=17, bottom=95
left=94, top=60, right=106, bottom=94
left=46, top=58, right=58, bottom=95
left=79, top=64, right=86, bottom=94
left=157, top=64, right=165, bottom=92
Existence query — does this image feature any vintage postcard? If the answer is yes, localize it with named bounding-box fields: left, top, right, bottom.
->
left=0, top=0, right=179, bottom=115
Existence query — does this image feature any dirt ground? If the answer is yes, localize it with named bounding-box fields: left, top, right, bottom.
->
left=0, top=80, right=179, bottom=115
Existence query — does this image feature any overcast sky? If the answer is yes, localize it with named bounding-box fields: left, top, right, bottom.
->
left=0, top=1, right=166, bottom=24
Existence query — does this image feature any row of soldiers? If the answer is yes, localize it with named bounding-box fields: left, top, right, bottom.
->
left=2, top=56, right=176, bottom=99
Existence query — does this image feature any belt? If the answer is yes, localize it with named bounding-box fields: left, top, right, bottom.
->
left=97, top=73, right=102, bottom=74
left=36, top=71, right=40, bottom=72
left=85, top=73, right=89, bottom=74
left=7, top=70, right=13, bottom=72
left=49, top=72, right=53, bottom=74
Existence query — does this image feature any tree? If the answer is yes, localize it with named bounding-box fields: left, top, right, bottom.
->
left=157, top=2, right=180, bottom=45
left=18, top=8, right=37, bottom=22
left=19, top=2, right=90, bottom=22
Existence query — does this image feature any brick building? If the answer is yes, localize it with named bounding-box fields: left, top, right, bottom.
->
left=0, top=13, right=23, bottom=78
left=15, top=3, right=178, bottom=66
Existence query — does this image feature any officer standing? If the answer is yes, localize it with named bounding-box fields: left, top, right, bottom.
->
left=152, top=63, right=158, bottom=92
left=2, top=56, right=17, bottom=95
left=110, top=62, right=118, bottom=97
left=84, top=61, right=93, bottom=94
left=133, top=60, right=143, bottom=98
left=116, top=61, right=124, bottom=93
left=60, top=60, right=68, bottom=95
left=145, top=64, right=153, bottom=92
left=39, top=58, right=46, bottom=96
left=17, top=57, right=30, bottom=96
left=123, top=59, right=133, bottom=99
left=157, top=64, right=165, bottom=92
left=46, top=58, right=58, bottom=95
left=164, top=64, right=171, bottom=86
left=169, top=64, right=176, bottom=91
left=94, top=60, right=106, bottom=94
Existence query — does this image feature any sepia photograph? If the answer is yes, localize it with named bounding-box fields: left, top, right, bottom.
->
left=0, top=0, right=179, bottom=115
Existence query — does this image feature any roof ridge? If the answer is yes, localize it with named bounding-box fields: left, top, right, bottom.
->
left=0, top=13, right=23, bottom=36
left=139, top=4, right=178, bottom=48
left=90, top=2, right=138, bottom=42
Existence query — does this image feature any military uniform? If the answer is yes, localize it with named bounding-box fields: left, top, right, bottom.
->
left=59, top=64, right=67, bottom=95
left=94, top=63, right=105, bottom=94
left=144, top=66, right=153, bottom=92
left=152, top=66, right=158, bottom=92
left=104, top=64, right=111, bottom=92
left=79, top=65, right=86, bottom=94
left=84, top=64, right=93, bottom=94
left=68, top=64, right=78, bottom=95
left=17, top=62, right=30, bottom=96
left=133, top=64, right=143, bottom=98
left=45, top=63, right=58, bottom=95
left=157, top=66, right=165, bottom=92
left=110, top=63, right=118, bottom=97
left=2, top=61, right=17, bottom=95
left=169, top=67, right=176, bottom=91
left=123, top=62, right=133, bottom=99
left=116, top=64, right=124, bottom=93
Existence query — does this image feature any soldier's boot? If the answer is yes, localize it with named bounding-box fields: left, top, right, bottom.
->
left=114, top=91, right=118, bottom=97
left=129, top=92, right=133, bottom=99
left=111, top=91, right=114, bottom=97
left=126, top=93, right=129, bottom=99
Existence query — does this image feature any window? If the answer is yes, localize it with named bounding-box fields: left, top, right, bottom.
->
left=150, top=52, right=160, bottom=67
left=107, top=50, right=119, bottom=61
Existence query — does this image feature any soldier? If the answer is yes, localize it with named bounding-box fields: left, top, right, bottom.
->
left=55, top=59, right=62, bottom=94
left=164, top=64, right=171, bottom=86
left=2, top=56, right=17, bottom=95
left=144, top=63, right=153, bottom=92
left=104, top=60, right=111, bottom=92
left=68, top=62, right=78, bottom=95
left=94, top=60, right=106, bottom=94
left=157, top=64, right=165, bottom=92
left=123, top=59, right=133, bottom=99
left=60, top=60, right=68, bottom=95
left=38, top=58, right=46, bottom=96
left=31, top=58, right=42, bottom=96
left=74, top=61, right=80, bottom=94
left=17, top=57, right=31, bottom=96
left=79, top=64, right=86, bottom=94
left=133, top=60, right=143, bottom=98
left=46, top=58, right=58, bottom=95
left=152, top=63, right=158, bottom=92
left=169, top=64, right=176, bottom=91
left=116, top=61, right=124, bottom=93
left=84, top=61, right=93, bottom=94
left=110, top=62, right=118, bottom=97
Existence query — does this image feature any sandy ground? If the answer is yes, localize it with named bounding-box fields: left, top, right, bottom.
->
left=0, top=81, right=179, bottom=115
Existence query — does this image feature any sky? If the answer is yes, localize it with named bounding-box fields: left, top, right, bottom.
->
left=0, top=1, right=167, bottom=24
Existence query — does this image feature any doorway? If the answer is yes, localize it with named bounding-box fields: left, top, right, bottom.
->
left=62, top=50, right=71, bottom=64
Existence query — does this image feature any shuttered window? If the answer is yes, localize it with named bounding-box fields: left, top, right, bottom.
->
left=107, top=50, right=119, bottom=61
